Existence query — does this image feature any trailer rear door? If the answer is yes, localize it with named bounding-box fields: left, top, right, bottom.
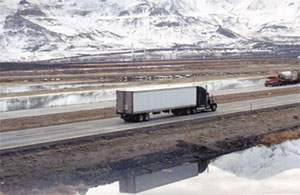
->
left=116, top=91, right=133, bottom=114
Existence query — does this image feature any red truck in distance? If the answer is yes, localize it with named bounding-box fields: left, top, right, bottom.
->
left=265, top=71, right=300, bottom=87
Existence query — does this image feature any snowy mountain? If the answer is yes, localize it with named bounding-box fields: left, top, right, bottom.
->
left=0, top=0, right=299, bottom=62
left=213, top=139, right=300, bottom=180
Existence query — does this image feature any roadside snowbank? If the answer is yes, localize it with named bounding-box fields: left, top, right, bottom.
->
left=0, top=82, right=126, bottom=93
left=0, top=78, right=264, bottom=112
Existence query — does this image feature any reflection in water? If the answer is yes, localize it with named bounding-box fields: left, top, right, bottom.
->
left=86, top=139, right=300, bottom=195
left=2, top=139, right=299, bottom=194
left=119, top=161, right=208, bottom=193
left=88, top=167, right=300, bottom=195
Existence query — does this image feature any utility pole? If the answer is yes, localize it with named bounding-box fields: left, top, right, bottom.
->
left=131, top=43, right=135, bottom=61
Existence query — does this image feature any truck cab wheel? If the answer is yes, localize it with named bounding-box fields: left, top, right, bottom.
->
left=143, top=113, right=150, bottom=121
left=211, top=104, right=217, bottom=111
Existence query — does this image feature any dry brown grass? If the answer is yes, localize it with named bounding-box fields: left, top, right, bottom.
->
left=0, top=168, right=4, bottom=175
left=260, top=128, right=300, bottom=146
left=215, top=86, right=300, bottom=104
left=51, top=183, right=74, bottom=195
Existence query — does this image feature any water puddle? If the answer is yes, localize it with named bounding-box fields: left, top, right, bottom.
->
left=2, top=139, right=299, bottom=194
left=86, top=139, right=300, bottom=195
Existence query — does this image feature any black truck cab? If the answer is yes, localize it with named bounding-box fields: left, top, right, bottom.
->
left=197, top=86, right=217, bottom=111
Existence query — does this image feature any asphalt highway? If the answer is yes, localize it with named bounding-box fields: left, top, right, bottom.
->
left=0, top=94, right=299, bottom=151
left=1, top=84, right=299, bottom=120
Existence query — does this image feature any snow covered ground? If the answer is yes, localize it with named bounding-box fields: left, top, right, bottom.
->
left=1, top=0, right=299, bottom=62
left=0, top=82, right=127, bottom=93
left=0, top=78, right=264, bottom=112
left=213, top=139, right=300, bottom=180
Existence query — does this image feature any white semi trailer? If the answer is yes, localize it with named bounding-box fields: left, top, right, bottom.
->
left=116, top=86, right=217, bottom=122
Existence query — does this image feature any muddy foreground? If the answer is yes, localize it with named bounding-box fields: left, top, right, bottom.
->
left=0, top=104, right=299, bottom=195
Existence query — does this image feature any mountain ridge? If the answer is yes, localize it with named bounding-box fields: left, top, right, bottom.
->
left=0, top=0, right=299, bottom=62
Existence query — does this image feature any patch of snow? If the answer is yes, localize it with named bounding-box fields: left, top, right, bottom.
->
left=213, top=139, right=300, bottom=180
left=0, top=78, right=264, bottom=112
left=1, top=0, right=299, bottom=62
left=0, top=82, right=128, bottom=93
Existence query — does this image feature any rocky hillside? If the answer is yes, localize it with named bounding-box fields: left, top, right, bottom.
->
left=0, top=0, right=299, bottom=62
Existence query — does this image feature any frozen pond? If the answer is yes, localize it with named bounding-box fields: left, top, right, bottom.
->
left=86, top=139, right=300, bottom=195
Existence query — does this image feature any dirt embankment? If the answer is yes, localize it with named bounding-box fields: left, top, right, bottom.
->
left=0, top=105, right=299, bottom=195
left=1, top=58, right=299, bottom=85
left=1, top=58, right=299, bottom=73
left=0, top=86, right=299, bottom=132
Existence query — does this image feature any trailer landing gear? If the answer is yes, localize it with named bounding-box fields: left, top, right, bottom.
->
left=191, top=107, right=196, bottom=114
left=185, top=108, right=191, bottom=115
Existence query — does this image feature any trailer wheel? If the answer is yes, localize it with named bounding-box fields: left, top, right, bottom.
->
left=137, top=114, right=144, bottom=122
left=124, top=118, right=130, bottom=122
left=123, top=115, right=132, bottom=122
left=191, top=107, right=197, bottom=114
left=211, top=104, right=217, bottom=112
left=185, top=108, right=191, bottom=115
left=144, top=113, right=150, bottom=121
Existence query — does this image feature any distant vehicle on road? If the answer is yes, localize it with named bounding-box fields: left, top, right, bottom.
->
left=265, top=71, right=300, bottom=87
left=116, top=86, right=217, bottom=122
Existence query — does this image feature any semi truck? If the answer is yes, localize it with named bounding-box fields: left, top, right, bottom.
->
left=116, top=86, right=217, bottom=122
left=265, top=71, right=300, bottom=87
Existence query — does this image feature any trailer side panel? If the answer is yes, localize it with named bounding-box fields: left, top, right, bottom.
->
left=132, top=87, right=197, bottom=113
